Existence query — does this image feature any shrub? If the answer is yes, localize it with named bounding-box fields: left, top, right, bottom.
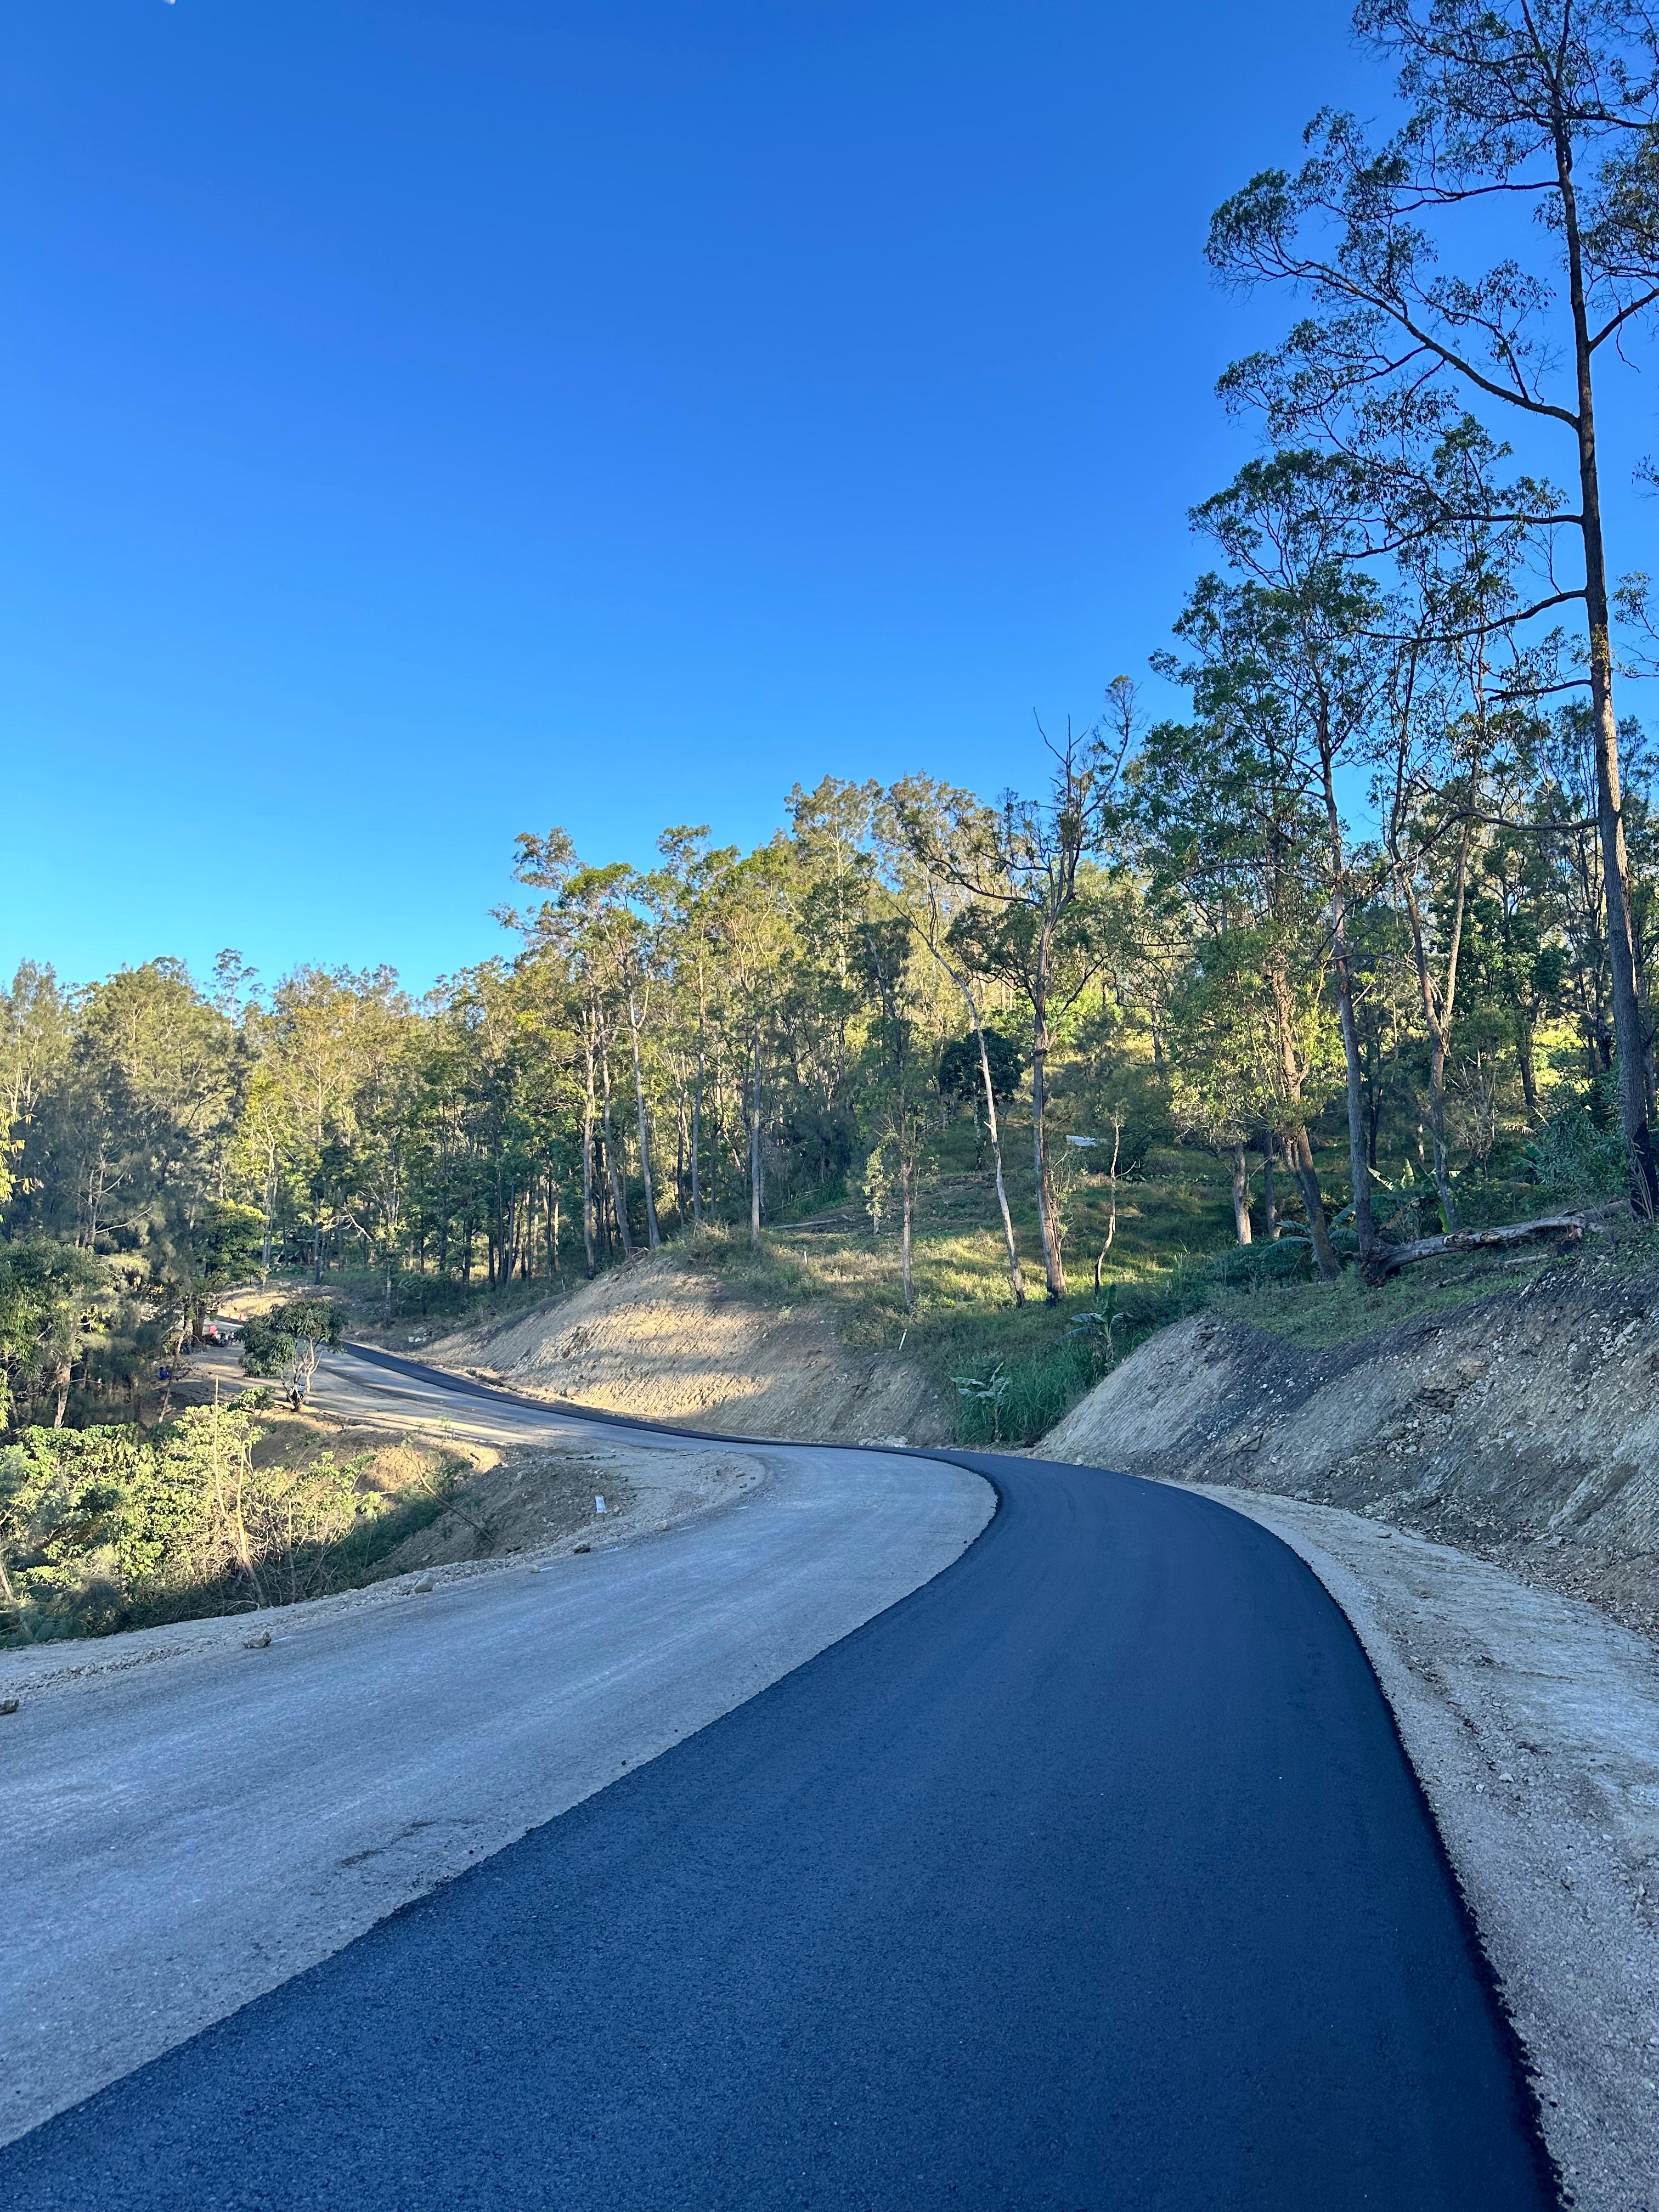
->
left=1524, top=1091, right=1630, bottom=1198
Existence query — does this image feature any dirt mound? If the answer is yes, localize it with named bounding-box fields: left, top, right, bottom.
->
left=426, top=1252, right=951, bottom=1447
left=1044, top=1261, right=1659, bottom=1638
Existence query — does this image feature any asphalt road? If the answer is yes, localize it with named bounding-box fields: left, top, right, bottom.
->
left=3, top=1387, right=1556, bottom=2208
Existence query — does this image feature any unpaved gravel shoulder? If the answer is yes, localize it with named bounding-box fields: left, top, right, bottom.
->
left=0, top=1438, right=776, bottom=1708
left=1184, top=1481, right=1659, bottom=2212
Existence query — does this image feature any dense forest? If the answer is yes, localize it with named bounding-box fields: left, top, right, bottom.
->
left=7, top=0, right=1659, bottom=1620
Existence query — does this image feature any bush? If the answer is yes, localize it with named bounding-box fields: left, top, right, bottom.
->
left=947, top=1274, right=1206, bottom=1447
left=1524, top=1092, right=1630, bottom=1198
left=0, top=1403, right=396, bottom=1644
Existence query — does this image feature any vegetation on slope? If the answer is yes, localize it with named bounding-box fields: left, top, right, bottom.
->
left=0, top=1395, right=479, bottom=1647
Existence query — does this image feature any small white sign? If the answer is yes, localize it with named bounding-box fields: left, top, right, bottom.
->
left=594, top=1495, right=606, bottom=1514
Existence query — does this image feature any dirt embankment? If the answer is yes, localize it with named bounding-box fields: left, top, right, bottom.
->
left=418, top=1252, right=951, bottom=1447
left=1045, top=1260, right=1659, bottom=1637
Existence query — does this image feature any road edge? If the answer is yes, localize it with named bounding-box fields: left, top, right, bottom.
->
left=1183, top=1479, right=1656, bottom=2212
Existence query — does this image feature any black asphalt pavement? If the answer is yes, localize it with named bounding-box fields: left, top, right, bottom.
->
left=6, top=1442, right=1557, bottom=2210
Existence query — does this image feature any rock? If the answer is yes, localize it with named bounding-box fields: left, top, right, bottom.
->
left=572, top=1543, right=591, bottom=1554
left=0, top=1698, right=19, bottom=1716
left=411, top=1578, right=435, bottom=1594
left=243, top=1632, right=272, bottom=1649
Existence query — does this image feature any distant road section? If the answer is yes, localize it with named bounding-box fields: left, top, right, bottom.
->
left=3, top=1366, right=1553, bottom=2209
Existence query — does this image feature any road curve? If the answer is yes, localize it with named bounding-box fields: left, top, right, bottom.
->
left=0, top=1362, right=990, bottom=2148
left=3, top=1376, right=1555, bottom=2208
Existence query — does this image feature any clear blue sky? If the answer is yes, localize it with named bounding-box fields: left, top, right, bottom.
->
left=4, top=1, right=1378, bottom=993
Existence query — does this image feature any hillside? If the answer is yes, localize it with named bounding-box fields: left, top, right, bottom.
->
left=420, top=1248, right=953, bottom=1446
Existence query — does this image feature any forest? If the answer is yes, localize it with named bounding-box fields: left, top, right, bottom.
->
left=7, top=1, right=1659, bottom=1627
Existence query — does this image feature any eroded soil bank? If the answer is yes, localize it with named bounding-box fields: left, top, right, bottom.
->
left=1047, top=1256, right=1659, bottom=1638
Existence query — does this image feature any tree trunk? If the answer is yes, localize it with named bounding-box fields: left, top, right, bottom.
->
left=692, top=1040, right=704, bottom=1229
left=1365, top=1209, right=1594, bottom=1283
left=749, top=1026, right=763, bottom=1250
left=1320, top=748, right=1378, bottom=1260
left=1262, top=1139, right=1278, bottom=1239
left=899, top=1152, right=914, bottom=1313
left=1093, top=1111, right=1122, bottom=1291
left=973, top=1019, right=1025, bottom=1307
left=1266, top=955, right=1336, bottom=1280
left=1230, top=1143, right=1252, bottom=1246
left=1030, top=938, right=1064, bottom=1300
left=599, top=1019, right=633, bottom=1256
left=1427, top=1030, right=1457, bottom=1234
left=911, top=899, right=1024, bottom=1306
left=1560, top=135, right=1658, bottom=1209
left=626, top=990, right=661, bottom=1249
left=1289, top=1126, right=1340, bottom=1282
left=581, top=1024, right=598, bottom=1277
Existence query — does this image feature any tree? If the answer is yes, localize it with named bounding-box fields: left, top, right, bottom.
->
left=1210, top=0, right=1659, bottom=1200
left=0, top=964, right=70, bottom=1210
left=1189, top=450, right=1391, bottom=1259
left=1147, top=570, right=1351, bottom=1278
left=855, top=917, right=929, bottom=1312
left=0, top=1238, right=107, bottom=1430
left=898, top=707, right=1133, bottom=1299
left=884, top=779, right=1029, bottom=1305
left=240, top=1297, right=345, bottom=1407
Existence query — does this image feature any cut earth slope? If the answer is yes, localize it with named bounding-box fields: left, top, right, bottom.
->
left=420, top=1250, right=951, bottom=1446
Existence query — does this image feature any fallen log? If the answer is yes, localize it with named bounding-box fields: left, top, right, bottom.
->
left=1363, top=1211, right=1594, bottom=1284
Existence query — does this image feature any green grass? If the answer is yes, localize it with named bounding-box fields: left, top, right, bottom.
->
left=680, top=1110, right=1234, bottom=1444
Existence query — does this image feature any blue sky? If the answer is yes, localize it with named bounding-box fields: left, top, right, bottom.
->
left=5, top=2, right=1392, bottom=991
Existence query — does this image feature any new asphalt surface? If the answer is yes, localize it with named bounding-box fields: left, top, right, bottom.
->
left=4, top=1409, right=1558, bottom=2209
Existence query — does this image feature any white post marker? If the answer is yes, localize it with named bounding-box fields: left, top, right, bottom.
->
left=594, top=1496, right=606, bottom=1515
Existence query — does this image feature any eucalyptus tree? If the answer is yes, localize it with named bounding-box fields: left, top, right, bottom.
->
left=786, top=777, right=882, bottom=1108
left=710, top=847, right=795, bottom=1248
left=1210, top=0, right=1659, bottom=1199
left=505, top=832, right=650, bottom=1262
left=1137, top=614, right=1347, bottom=1280
left=883, top=776, right=1028, bottom=1306
left=1189, top=449, right=1390, bottom=1259
left=1370, top=435, right=1550, bottom=1228
left=648, top=827, right=740, bottom=1229
left=854, top=916, right=929, bottom=1311
left=899, top=709, right=1132, bottom=1299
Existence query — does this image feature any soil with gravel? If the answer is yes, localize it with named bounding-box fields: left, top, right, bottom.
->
left=416, top=1250, right=951, bottom=1447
